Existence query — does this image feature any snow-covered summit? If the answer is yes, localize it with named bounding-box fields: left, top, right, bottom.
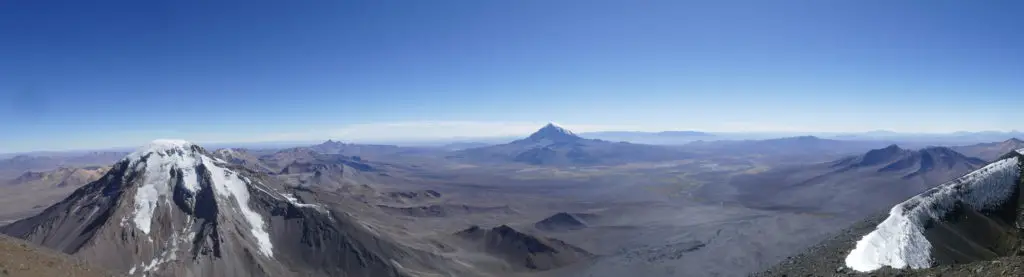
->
left=543, top=122, right=574, bottom=134
left=125, top=139, right=203, bottom=162
left=116, top=139, right=275, bottom=259
left=526, top=122, right=580, bottom=142
left=844, top=154, right=1023, bottom=272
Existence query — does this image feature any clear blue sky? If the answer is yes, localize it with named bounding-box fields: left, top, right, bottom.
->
left=1, top=1, right=1022, bottom=152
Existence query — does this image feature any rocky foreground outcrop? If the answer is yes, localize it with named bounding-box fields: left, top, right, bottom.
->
left=758, top=149, right=1024, bottom=277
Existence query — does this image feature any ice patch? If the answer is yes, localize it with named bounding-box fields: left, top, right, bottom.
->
left=284, top=193, right=330, bottom=215
left=124, top=140, right=276, bottom=257
left=128, top=266, right=136, bottom=275
left=202, top=156, right=274, bottom=257
left=845, top=157, right=1021, bottom=272
left=128, top=140, right=203, bottom=234
left=284, top=194, right=319, bottom=208
left=137, top=231, right=184, bottom=274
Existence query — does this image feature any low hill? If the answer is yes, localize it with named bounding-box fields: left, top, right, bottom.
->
left=454, top=225, right=594, bottom=271
left=534, top=212, right=594, bottom=232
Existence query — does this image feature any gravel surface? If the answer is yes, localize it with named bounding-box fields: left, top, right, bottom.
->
left=0, top=234, right=114, bottom=277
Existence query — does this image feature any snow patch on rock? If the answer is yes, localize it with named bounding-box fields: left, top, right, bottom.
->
left=124, top=140, right=276, bottom=257
left=202, top=156, right=274, bottom=257
left=845, top=156, right=1021, bottom=272
left=128, top=140, right=203, bottom=234
left=284, top=194, right=319, bottom=208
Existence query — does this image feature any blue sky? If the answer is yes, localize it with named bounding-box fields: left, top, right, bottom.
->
left=1, top=1, right=1022, bottom=152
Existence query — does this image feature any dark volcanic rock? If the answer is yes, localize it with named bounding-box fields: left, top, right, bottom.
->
left=534, top=212, right=589, bottom=232
left=454, top=224, right=594, bottom=271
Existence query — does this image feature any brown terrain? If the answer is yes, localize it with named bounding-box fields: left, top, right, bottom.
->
left=0, top=166, right=109, bottom=223
left=0, top=234, right=113, bottom=277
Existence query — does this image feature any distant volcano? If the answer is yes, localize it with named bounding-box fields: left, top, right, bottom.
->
left=450, top=123, right=690, bottom=166
left=525, top=123, right=582, bottom=143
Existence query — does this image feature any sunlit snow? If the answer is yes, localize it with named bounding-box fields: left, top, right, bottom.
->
left=202, top=155, right=274, bottom=257
left=544, top=122, right=575, bottom=136
left=845, top=156, right=1021, bottom=272
left=125, top=139, right=275, bottom=257
left=127, top=140, right=202, bottom=234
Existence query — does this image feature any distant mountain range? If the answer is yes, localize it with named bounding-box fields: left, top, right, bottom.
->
left=681, top=136, right=897, bottom=163
left=450, top=123, right=691, bottom=166
left=578, top=130, right=715, bottom=144
left=729, top=144, right=987, bottom=217
left=825, top=130, right=1024, bottom=143
left=0, top=166, right=110, bottom=222
left=381, top=130, right=1024, bottom=147
left=952, top=138, right=1024, bottom=161
left=0, top=151, right=125, bottom=179
left=311, top=139, right=442, bottom=158
left=575, top=130, right=1024, bottom=146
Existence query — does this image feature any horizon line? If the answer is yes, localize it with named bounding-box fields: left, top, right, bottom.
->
left=4, top=129, right=1023, bottom=155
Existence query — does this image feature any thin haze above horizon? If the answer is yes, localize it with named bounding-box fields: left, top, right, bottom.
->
left=1, top=1, right=1022, bottom=152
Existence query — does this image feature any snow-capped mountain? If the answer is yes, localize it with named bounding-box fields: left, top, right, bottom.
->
left=1, top=140, right=459, bottom=277
left=525, top=123, right=580, bottom=143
